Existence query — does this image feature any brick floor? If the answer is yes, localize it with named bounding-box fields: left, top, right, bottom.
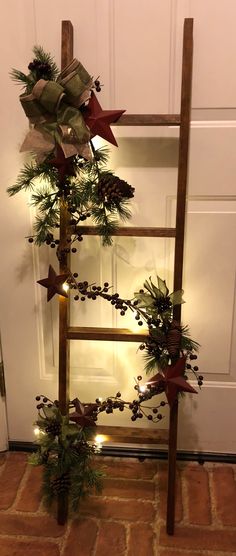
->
left=0, top=452, right=236, bottom=555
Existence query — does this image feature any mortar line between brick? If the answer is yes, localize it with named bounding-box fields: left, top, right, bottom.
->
left=124, top=523, right=130, bottom=556
left=59, top=519, right=74, bottom=556
left=4, top=457, right=28, bottom=512
left=91, top=517, right=101, bottom=556
left=11, top=472, right=30, bottom=511
left=97, top=495, right=155, bottom=502
left=181, top=464, right=190, bottom=525
left=152, top=470, right=159, bottom=556
left=104, top=477, right=154, bottom=483
left=159, top=550, right=236, bottom=555
left=81, top=515, right=156, bottom=526
left=0, top=532, right=62, bottom=544
left=153, top=466, right=162, bottom=556
left=208, top=467, right=222, bottom=528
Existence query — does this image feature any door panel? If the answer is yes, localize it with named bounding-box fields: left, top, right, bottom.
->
left=178, top=124, right=236, bottom=452
left=190, top=0, right=236, bottom=108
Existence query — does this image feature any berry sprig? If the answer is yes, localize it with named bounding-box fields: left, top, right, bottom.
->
left=27, top=228, right=84, bottom=254
left=64, top=275, right=204, bottom=385
left=94, top=77, right=102, bottom=93
left=186, top=354, right=204, bottom=387
left=64, top=275, right=145, bottom=325
left=35, top=377, right=167, bottom=427
left=28, top=58, right=53, bottom=80
left=95, top=376, right=167, bottom=423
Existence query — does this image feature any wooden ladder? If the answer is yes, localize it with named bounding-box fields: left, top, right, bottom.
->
left=58, top=18, right=193, bottom=535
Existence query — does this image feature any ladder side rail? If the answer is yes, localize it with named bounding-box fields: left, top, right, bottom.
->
left=59, top=19, right=73, bottom=415
left=58, top=20, right=74, bottom=526
left=167, top=17, right=194, bottom=536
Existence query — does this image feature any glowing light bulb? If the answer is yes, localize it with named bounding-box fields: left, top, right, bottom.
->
left=139, top=385, right=148, bottom=393
left=34, top=426, right=45, bottom=437
left=94, top=434, right=108, bottom=452
left=95, top=434, right=107, bottom=445
left=62, top=282, right=69, bottom=293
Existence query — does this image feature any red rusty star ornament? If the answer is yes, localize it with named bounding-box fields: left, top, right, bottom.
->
left=48, top=145, right=76, bottom=184
left=83, top=91, right=125, bottom=146
left=147, top=357, right=198, bottom=406
left=37, top=264, right=70, bottom=301
left=69, top=398, right=97, bottom=428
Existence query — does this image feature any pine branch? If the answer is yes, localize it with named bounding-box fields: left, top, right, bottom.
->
left=10, top=69, right=34, bottom=90
left=32, top=45, right=59, bottom=80
left=31, top=190, right=58, bottom=216
left=96, top=221, right=118, bottom=246
left=114, top=200, right=132, bottom=221
left=181, top=334, right=199, bottom=352
left=34, top=209, right=59, bottom=245
left=79, top=146, right=110, bottom=175
left=143, top=356, right=158, bottom=374
left=71, top=179, right=94, bottom=208
left=7, top=162, right=57, bottom=196
left=93, top=146, right=110, bottom=167
left=31, top=188, right=57, bottom=207
left=91, top=205, right=119, bottom=245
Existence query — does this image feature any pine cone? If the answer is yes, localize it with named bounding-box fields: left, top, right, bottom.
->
left=97, top=173, right=135, bottom=204
left=51, top=473, right=71, bottom=494
left=166, top=321, right=182, bottom=357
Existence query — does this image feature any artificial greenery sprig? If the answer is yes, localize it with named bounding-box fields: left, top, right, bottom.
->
left=8, top=146, right=135, bottom=247
left=95, top=379, right=167, bottom=423
left=63, top=272, right=200, bottom=373
left=29, top=397, right=104, bottom=511
left=29, top=387, right=167, bottom=512
left=9, top=45, right=135, bottom=246
left=10, top=45, right=59, bottom=93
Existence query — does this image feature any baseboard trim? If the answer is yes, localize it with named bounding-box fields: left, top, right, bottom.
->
left=7, top=441, right=236, bottom=464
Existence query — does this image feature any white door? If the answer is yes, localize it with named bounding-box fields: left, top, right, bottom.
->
left=1, top=0, right=236, bottom=453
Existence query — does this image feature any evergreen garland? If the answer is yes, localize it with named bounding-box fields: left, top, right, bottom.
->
left=9, top=46, right=135, bottom=248
left=8, top=146, right=135, bottom=247
left=65, top=272, right=200, bottom=374
left=133, top=275, right=200, bottom=372
left=29, top=398, right=104, bottom=511
left=29, top=271, right=203, bottom=511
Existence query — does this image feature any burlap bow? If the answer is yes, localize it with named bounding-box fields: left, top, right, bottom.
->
left=20, top=58, right=93, bottom=161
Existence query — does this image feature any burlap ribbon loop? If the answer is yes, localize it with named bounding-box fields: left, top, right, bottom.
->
left=20, top=80, right=65, bottom=121
left=19, top=58, right=93, bottom=160
left=58, top=59, right=92, bottom=107
left=33, top=80, right=65, bottom=113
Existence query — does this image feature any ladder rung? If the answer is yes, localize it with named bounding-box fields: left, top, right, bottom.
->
left=115, top=114, right=180, bottom=126
left=74, top=226, right=176, bottom=238
left=95, top=425, right=169, bottom=445
left=67, top=326, right=148, bottom=342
